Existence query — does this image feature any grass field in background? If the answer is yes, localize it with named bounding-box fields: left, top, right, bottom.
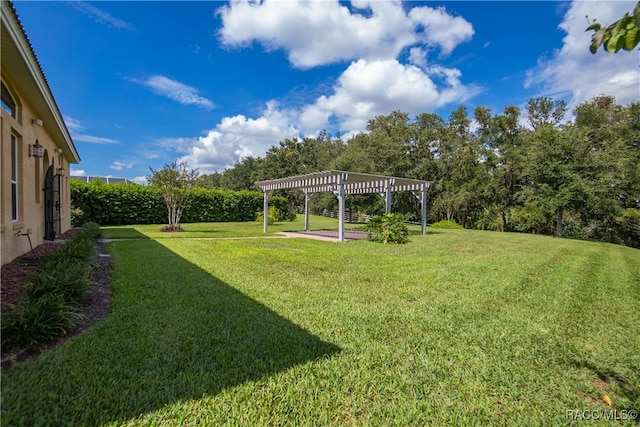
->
left=2, top=224, right=639, bottom=425
left=100, top=214, right=374, bottom=239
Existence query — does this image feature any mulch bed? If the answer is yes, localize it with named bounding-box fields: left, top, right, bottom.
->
left=1, top=228, right=113, bottom=369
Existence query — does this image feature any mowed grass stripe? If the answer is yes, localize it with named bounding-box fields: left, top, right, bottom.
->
left=2, top=227, right=638, bottom=426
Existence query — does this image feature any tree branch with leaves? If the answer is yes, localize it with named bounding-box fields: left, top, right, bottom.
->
left=587, top=2, right=640, bottom=53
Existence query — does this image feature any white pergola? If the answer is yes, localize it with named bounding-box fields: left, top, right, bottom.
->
left=255, top=170, right=432, bottom=241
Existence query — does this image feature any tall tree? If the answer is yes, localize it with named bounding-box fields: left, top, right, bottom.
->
left=221, top=156, right=263, bottom=191
left=365, top=111, right=414, bottom=177
left=525, top=97, right=567, bottom=130
left=408, top=112, right=443, bottom=181
left=196, top=172, right=222, bottom=189
left=573, top=96, right=640, bottom=245
left=431, top=106, right=490, bottom=227
left=474, top=105, right=524, bottom=230
left=521, top=124, right=589, bottom=237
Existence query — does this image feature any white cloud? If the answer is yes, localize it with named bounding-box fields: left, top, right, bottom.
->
left=71, top=169, right=86, bottom=177
left=64, top=117, right=119, bottom=144
left=74, top=134, right=119, bottom=144
left=132, top=176, right=148, bottom=185
left=176, top=102, right=300, bottom=173
left=156, top=137, right=199, bottom=154
left=526, top=1, right=639, bottom=109
left=408, top=5, right=474, bottom=56
left=165, top=1, right=479, bottom=173
left=217, top=0, right=472, bottom=68
left=69, top=1, right=134, bottom=31
left=129, top=75, right=215, bottom=109
left=168, top=58, right=479, bottom=172
left=64, top=116, right=83, bottom=131
left=408, top=47, right=427, bottom=68
left=299, top=59, right=480, bottom=133
left=110, top=161, right=133, bottom=171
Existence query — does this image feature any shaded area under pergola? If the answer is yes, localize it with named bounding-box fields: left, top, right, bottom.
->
left=255, top=170, right=432, bottom=242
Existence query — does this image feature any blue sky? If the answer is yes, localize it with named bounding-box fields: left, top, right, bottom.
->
left=13, top=0, right=639, bottom=183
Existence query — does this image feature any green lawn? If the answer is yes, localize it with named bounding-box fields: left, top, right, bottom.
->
left=2, top=222, right=639, bottom=426
left=100, top=214, right=373, bottom=239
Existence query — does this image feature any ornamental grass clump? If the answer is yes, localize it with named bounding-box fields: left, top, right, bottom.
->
left=76, top=221, right=102, bottom=241
left=1, top=222, right=101, bottom=353
left=1, top=293, right=83, bottom=351
left=25, top=260, right=92, bottom=304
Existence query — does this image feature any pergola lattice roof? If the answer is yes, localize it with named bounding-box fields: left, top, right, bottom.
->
left=255, top=171, right=432, bottom=241
left=256, top=170, right=430, bottom=195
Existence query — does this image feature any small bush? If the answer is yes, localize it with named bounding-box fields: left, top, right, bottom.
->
left=256, top=205, right=296, bottom=224
left=46, top=238, right=96, bottom=267
left=365, top=214, right=410, bottom=244
left=431, top=220, right=463, bottom=229
left=256, top=206, right=280, bottom=225
left=70, top=207, right=86, bottom=227
left=1, top=293, right=83, bottom=352
left=25, top=261, right=92, bottom=304
left=0, top=222, right=101, bottom=353
left=77, top=222, right=102, bottom=241
left=286, top=209, right=298, bottom=222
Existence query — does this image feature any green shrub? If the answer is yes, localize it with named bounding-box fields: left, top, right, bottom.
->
left=77, top=222, right=102, bottom=241
left=256, top=206, right=279, bottom=224
left=286, top=209, right=298, bottom=222
left=510, top=207, right=547, bottom=234
left=25, top=261, right=92, bottom=305
left=46, top=238, right=96, bottom=267
left=474, top=208, right=503, bottom=231
left=431, top=220, right=463, bottom=229
left=365, top=213, right=410, bottom=244
left=614, top=208, right=640, bottom=248
left=256, top=204, right=297, bottom=224
left=1, top=293, right=83, bottom=352
left=0, top=223, right=100, bottom=353
left=70, top=207, right=86, bottom=227
left=71, top=180, right=293, bottom=225
left=71, top=180, right=165, bottom=225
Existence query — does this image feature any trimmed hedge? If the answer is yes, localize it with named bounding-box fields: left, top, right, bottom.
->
left=71, top=180, right=290, bottom=226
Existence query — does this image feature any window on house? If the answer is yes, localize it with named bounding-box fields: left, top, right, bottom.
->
left=1, top=81, right=17, bottom=119
left=11, top=134, right=19, bottom=221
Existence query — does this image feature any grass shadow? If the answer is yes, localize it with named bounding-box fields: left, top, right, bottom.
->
left=570, top=359, right=639, bottom=416
left=407, top=229, right=443, bottom=236
left=1, top=239, right=341, bottom=425
left=101, top=227, right=151, bottom=240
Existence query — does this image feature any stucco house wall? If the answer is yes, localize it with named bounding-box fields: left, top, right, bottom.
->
left=1, top=0, right=80, bottom=266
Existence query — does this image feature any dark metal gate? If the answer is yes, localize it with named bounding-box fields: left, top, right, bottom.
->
left=44, top=165, right=61, bottom=240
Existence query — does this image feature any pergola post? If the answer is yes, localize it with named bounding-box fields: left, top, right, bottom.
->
left=263, top=190, right=272, bottom=233
left=385, top=183, right=392, bottom=214
left=421, top=185, right=428, bottom=235
left=304, top=191, right=310, bottom=231
left=337, top=182, right=346, bottom=242
left=413, top=183, right=429, bottom=235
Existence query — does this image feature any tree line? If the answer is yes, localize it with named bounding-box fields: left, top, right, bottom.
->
left=197, top=96, right=640, bottom=248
